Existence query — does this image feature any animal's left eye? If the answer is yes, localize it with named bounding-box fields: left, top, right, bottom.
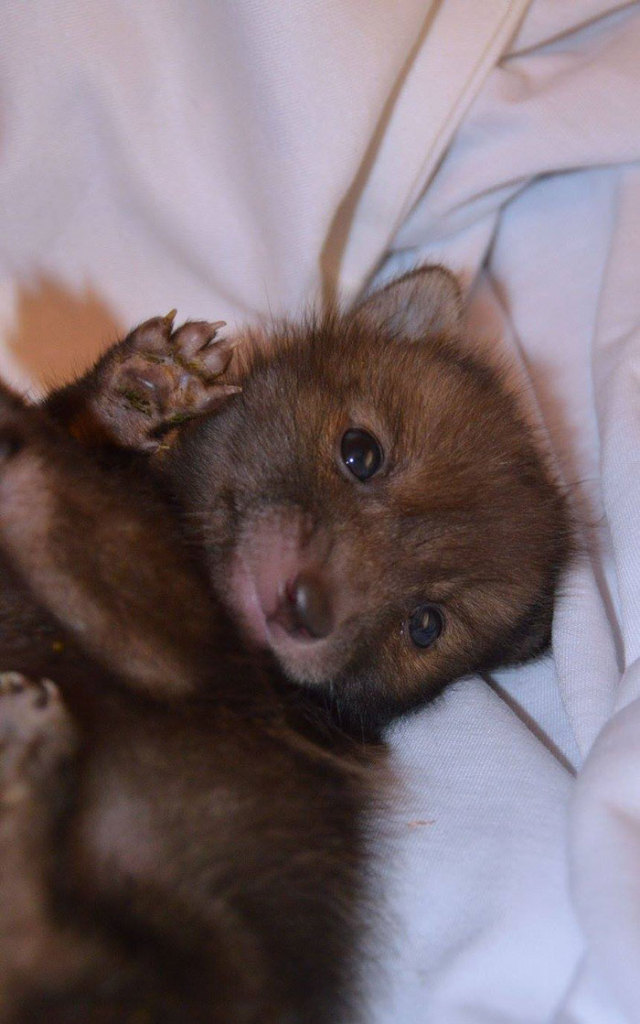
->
left=340, top=428, right=383, bottom=481
left=408, top=604, right=444, bottom=648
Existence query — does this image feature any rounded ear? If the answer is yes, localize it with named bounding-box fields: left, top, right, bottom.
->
left=355, top=265, right=463, bottom=340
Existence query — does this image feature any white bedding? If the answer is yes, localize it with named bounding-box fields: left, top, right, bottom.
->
left=2, top=1, right=640, bottom=1020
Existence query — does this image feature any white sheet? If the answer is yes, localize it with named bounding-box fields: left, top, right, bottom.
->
left=2, top=2, right=640, bottom=1020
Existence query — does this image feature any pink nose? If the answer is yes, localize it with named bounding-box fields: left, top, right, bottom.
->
left=271, top=572, right=333, bottom=640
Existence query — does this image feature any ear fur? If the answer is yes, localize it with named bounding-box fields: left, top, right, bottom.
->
left=355, top=265, right=463, bottom=341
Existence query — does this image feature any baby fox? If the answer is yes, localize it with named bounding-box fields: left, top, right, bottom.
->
left=0, top=267, right=571, bottom=1022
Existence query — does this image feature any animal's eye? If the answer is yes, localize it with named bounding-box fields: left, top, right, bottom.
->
left=408, top=604, right=444, bottom=648
left=340, top=428, right=383, bottom=481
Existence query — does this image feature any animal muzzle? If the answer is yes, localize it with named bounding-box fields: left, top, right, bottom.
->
left=224, top=508, right=357, bottom=685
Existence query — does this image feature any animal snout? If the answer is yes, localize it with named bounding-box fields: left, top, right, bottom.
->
left=273, top=572, right=333, bottom=640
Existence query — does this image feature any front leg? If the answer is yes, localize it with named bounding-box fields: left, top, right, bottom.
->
left=45, top=313, right=240, bottom=452
left=0, top=382, right=219, bottom=699
left=0, top=672, right=88, bottom=1014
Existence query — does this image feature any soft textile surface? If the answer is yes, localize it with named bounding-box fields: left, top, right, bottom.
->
left=2, top=2, right=639, bottom=1020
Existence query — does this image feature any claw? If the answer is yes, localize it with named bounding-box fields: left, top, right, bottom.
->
left=173, top=321, right=228, bottom=360
left=164, top=309, right=178, bottom=326
left=202, top=320, right=227, bottom=345
left=197, top=335, right=240, bottom=377
left=33, top=680, right=52, bottom=708
left=128, top=315, right=177, bottom=353
left=0, top=672, right=27, bottom=694
left=202, top=328, right=237, bottom=353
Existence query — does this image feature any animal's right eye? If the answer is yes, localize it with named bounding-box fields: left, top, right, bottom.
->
left=408, top=604, right=444, bottom=648
left=340, top=428, right=383, bottom=481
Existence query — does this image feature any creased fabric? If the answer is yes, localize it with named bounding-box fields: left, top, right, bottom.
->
left=2, top=1, right=640, bottom=1020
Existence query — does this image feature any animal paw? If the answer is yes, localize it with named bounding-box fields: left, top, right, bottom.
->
left=0, top=673, right=76, bottom=801
left=83, top=313, right=241, bottom=451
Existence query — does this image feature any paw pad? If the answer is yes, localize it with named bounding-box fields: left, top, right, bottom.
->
left=94, top=313, right=242, bottom=450
left=0, top=673, right=76, bottom=789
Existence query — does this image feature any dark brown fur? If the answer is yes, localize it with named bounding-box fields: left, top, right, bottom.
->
left=172, top=269, right=571, bottom=734
left=0, top=392, right=374, bottom=1023
left=0, top=267, right=572, bottom=1022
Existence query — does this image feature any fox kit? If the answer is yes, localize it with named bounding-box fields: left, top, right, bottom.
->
left=0, top=267, right=571, bottom=1021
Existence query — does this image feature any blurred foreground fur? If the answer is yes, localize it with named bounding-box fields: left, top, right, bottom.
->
left=0, top=268, right=572, bottom=1021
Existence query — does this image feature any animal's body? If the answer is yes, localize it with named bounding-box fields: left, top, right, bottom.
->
left=0, top=267, right=572, bottom=1022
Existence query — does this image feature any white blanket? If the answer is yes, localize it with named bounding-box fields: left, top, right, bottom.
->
left=2, top=2, right=640, bottom=1020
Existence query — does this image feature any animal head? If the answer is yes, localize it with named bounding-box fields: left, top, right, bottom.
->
left=170, top=267, right=572, bottom=734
